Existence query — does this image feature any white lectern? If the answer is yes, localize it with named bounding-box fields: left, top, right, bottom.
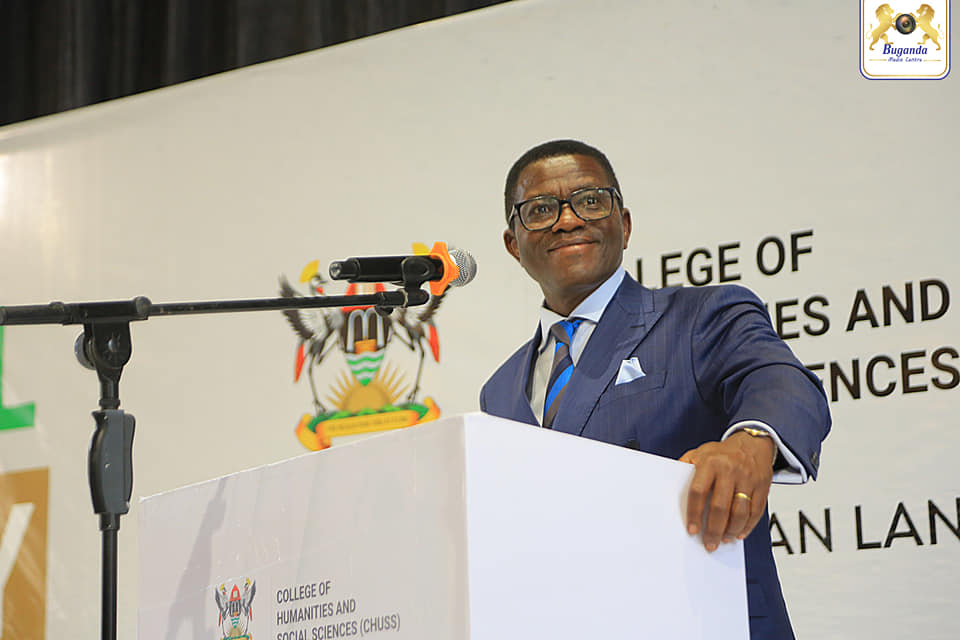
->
left=139, top=413, right=748, bottom=639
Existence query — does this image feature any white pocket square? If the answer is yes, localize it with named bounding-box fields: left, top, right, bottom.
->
left=616, top=357, right=646, bottom=385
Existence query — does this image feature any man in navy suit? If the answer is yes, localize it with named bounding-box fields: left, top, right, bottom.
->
left=480, top=139, right=830, bottom=639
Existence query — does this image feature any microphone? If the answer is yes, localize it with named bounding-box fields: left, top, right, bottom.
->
left=329, top=243, right=477, bottom=296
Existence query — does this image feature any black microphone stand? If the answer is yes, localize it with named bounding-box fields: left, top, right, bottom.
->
left=0, top=263, right=432, bottom=640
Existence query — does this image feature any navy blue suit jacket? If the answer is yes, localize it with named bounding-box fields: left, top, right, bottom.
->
left=480, top=275, right=830, bottom=639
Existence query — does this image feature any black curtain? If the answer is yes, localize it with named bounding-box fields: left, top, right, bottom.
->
left=0, top=0, right=512, bottom=127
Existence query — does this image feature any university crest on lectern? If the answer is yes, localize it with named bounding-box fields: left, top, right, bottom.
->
left=214, top=578, right=256, bottom=640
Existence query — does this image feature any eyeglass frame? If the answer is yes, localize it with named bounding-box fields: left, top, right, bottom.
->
left=508, top=186, right=623, bottom=231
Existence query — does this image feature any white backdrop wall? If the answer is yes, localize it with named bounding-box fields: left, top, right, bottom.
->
left=0, top=0, right=957, bottom=638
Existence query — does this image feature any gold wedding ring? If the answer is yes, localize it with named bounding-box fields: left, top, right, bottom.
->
left=734, top=492, right=752, bottom=502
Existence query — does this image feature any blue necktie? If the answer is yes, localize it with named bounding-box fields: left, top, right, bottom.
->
left=542, top=318, right=583, bottom=429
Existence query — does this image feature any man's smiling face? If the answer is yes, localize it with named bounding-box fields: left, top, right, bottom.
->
left=504, top=153, right=631, bottom=316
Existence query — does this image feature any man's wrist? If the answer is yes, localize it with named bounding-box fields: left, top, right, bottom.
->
left=721, top=421, right=808, bottom=484
left=732, top=427, right=778, bottom=467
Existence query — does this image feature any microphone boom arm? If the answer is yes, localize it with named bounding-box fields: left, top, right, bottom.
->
left=0, top=290, right=429, bottom=326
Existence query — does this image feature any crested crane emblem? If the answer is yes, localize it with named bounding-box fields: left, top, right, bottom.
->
left=280, top=243, right=448, bottom=450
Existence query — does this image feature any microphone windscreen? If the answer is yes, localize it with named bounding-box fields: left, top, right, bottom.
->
left=448, top=248, right=478, bottom=287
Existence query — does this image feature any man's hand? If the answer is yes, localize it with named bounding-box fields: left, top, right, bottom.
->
left=679, top=431, right=776, bottom=552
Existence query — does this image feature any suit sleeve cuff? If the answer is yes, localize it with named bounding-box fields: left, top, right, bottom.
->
left=721, top=420, right=808, bottom=485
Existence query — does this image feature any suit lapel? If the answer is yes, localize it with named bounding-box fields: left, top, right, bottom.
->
left=551, top=277, right=665, bottom=437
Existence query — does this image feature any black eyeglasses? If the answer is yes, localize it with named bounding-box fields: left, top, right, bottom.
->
left=509, top=187, right=621, bottom=231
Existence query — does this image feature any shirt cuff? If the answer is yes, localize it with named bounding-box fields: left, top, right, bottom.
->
left=721, top=420, right=808, bottom=485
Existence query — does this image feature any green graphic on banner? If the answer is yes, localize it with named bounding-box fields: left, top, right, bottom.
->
left=0, top=326, right=36, bottom=431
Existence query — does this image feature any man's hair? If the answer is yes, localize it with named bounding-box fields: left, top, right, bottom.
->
left=503, top=139, right=621, bottom=223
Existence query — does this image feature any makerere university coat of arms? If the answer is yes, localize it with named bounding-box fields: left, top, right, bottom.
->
left=280, top=243, right=459, bottom=450
left=214, top=579, right=256, bottom=639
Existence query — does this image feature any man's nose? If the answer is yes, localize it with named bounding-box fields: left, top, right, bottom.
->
left=551, top=201, right=584, bottom=231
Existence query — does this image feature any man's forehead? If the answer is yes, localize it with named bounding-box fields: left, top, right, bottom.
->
left=514, top=154, right=610, bottom=197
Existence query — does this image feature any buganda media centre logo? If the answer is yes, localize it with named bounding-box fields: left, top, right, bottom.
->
left=861, top=2, right=951, bottom=78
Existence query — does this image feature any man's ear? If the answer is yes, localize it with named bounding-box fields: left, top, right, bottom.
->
left=621, top=207, right=632, bottom=250
left=504, top=226, right=521, bottom=263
